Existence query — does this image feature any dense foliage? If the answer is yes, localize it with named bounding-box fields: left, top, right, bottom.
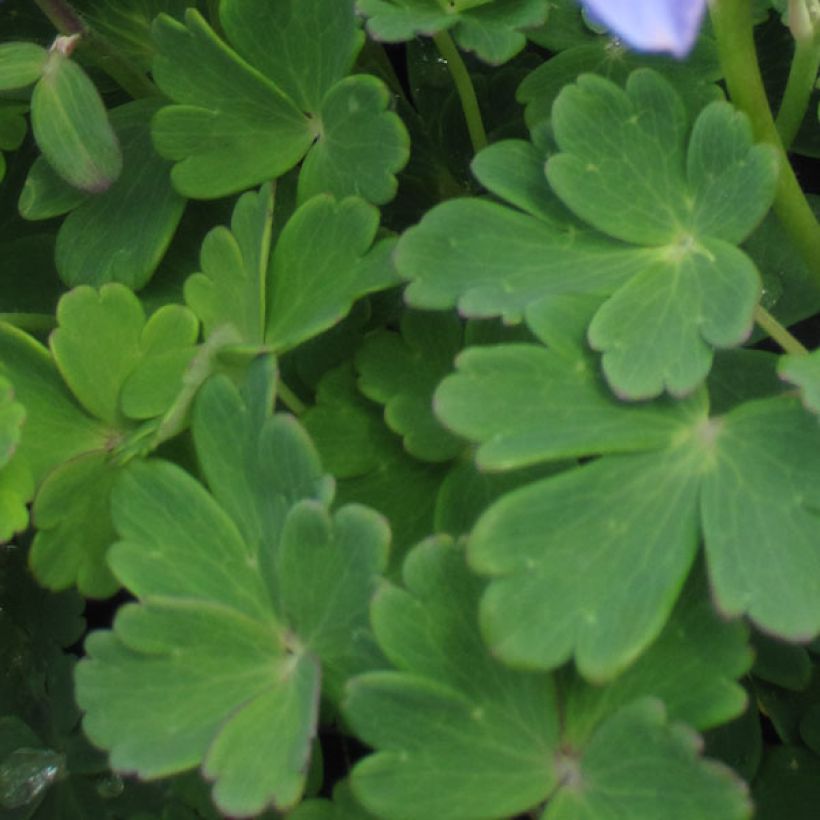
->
left=1, top=0, right=819, bottom=817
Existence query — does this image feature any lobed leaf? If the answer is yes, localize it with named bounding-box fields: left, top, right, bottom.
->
left=778, top=348, right=820, bottom=416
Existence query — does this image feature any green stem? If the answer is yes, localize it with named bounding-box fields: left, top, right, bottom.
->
left=775, top=37, right=820, bottom=150
left=431, top=29, right=487, bottom=154
left=709, top=0, right=820, bottom=290
left=277, top=379, right=307, bottom=416
left=754, top=305, right=808, bottom=355
left=0, top=313, right=57, bottom=333
left=33, top=0, right=158, bottom=98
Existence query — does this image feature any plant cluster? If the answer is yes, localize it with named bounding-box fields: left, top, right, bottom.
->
left=1, top=0, right=819, bottom=818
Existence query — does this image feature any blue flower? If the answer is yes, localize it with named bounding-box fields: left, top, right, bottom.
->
left=580, top=0, right=708, bottom=58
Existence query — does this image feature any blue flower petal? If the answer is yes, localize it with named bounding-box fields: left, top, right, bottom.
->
left=581, top=0, right=708, bottom=57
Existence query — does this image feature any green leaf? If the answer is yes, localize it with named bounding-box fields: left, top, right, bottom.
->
left=548, top=70, right=776, bottom=246
left=778, top=349, right=820, bottom=416
left=398, top=198, right=653, bottom=321
left=0, top=42, right=48, bottom=91
left=356, top=310, right=465, bottom=462
left=587, top=240, right=760, bottom=400
left=543, top=699, right=751, bottom=820
left=290, top=780, right=379, bottom=820
left=0, top=458, right=33, bottom=542
left=50, top=284, right=199, bottom=426
left=191, top=357, right=334, bottom=574
left=0, top=375, right=25, bottom=469
left=151, top=9, right=313, bottom=199
left=470, top=447, right=703, bottom=681
left=220, top=0, right=364, bottom=113
left=297, top=75, right=410, bottom=206
left=303, top=365, right=445, bottom=560
left=751, top=632, right=812, bottom=691
left=358, top=0, right=550, bottom=65
left=30, top=50, right=122, bottom=193
left=51, top=99, right=186, bottom=289
left=29, top=451, right=120, bottom=597
left=562, top=568, right=751, bottom=743
left=346, top=538, right=561, bottom=819
left=0, top=322, right=107, bottom=485
left=76, top=359, right=388, bottom=817
left=434, top=343, right=695, bottom=469
left=18, top=155, right=90, bottom=221
left=184, top=183, right=274, bottom=344
left=276, top=500, right=390, bottom=702
left=265, top=195, right=398, bottom=353
left=701, top=396, right=820, bottom=640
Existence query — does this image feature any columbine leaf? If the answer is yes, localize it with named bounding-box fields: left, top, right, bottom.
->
left=31, top=48, right=122, bottom=193
left=752, top=747, right=820, bottom=820
left=469, top=446, right=703, bottom=681
left=76, top=358, right=389, bottom=817
left=434, top=343, right=693, bottom=469
left=544, top=69, right=777, bottom=398
left=346, top=538, right=561, bottom=819
left=184, top=183, right=274, bottom=343
left=358, top=0, right=550, bottom=65
left=562, top=568, right=752, bottom=743
left=544, top=699, right=751, bottom=820
left=700, top=395, right=820, bottom=640
left=778, top=349, right=820, bottom=415
left=297, top=75, right=410, bottom=206
left=0, top=375, right=24, bottom=470
left=265, top=195, right=399, bottom=353
left=152, top=4, right=408, bottom=205
left=50, top=284, right=198, bottom=426
left=356, top=310, right=464, bottom=462
left=398, top=197, right=653, bottom=321
left=220, top=0, right=364, bottom=113
left=151, top=9, right=313, bottom=199
left=0, top=42, right=48, bottom=91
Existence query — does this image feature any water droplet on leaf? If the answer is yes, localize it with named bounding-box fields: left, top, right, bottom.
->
left=0, top=747, right=65, bottom=809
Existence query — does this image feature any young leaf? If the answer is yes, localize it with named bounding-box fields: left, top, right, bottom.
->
left=31, top=50, right=122, bottom=193
left=76, top=359, right=389, bottom=817
left=544, top=699, right=751, bottom=820
left=358, top=0, right=550, bottom=65
left=0, top=42, right=48, bottom=91
left=346, top=538, right=561, bottom=819
left=778, top=348, right=820, bottom=416
left=265, top=195, right=399, bottom=353
left=184, top=183, right=274, bottom=344
left=50, top=284, right=198, bottom=426
left=356, top=310, right=465, bottom=462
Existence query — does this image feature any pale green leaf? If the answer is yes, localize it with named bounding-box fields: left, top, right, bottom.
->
left=31, top=51, right=122, bottom=193
left=0, top=42, right=48, bottom=91
left=778, top=348, right=820, bottom=416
